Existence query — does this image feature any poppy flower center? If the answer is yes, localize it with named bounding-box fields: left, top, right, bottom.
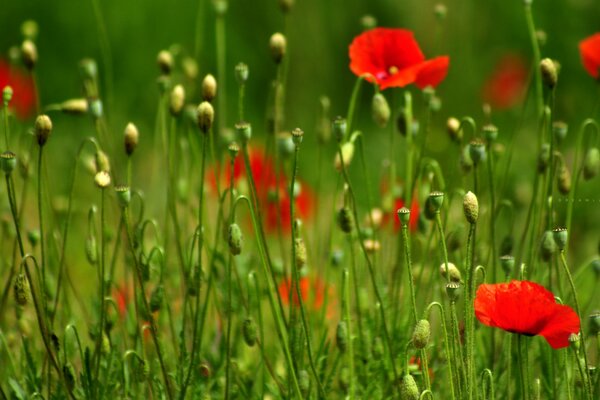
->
left=389, top=66, right=399, bottom=75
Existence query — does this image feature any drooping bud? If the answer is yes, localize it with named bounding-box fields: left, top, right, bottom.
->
left=439, top=262, right=461, bottom=283
left=228, top=223, right=243, bottom=255
left=202, top=74, right=217, bottom=102
left=157, top=50, right=173, bottom=75
left=94, top=171, right=111, bottom=188
left=85, top=235, right=98, bottom=265
left=170, top=84, right=185, bottom=116
left=540, top=58, right=558, bottom=89
left=21, top=40, right=37, bottom=70
left=552, top=227, right=568, bottom=251
left=447, top=117, right=462, bottom=143
left=95, top=150, right=110, bottom=173
left=557, top=165, right=571, bottom=195
left=334, top=142, right=355, bottom=171
left=583, top=147, right=600, bottom=180
left=337, top=207, right=354, bottom=233
left=279, top=0, right=294, bottom=13
left=412, top=319, right=431, bottom=349
left=197, top=101, right=214, bottom=133
left=500, top=255, right=515, bottom=276
left=332, top=116, right=347, bottom=142
left=35, top=115, right=52, bottom=146
left=269, top=33, right=287, bottom=64
left=59, top=98, right=88, bottom=114
left=14, top=274, right=29, bottom=306
left=294, top=237, right=307, bottom=269
left=540, top=230, right=556, bottom=262
left=150, top=285, right=164, bottom=312
left=336, top=321, right=348, bottom=353
left=372, top=93, right=391, bottom=127
left=124, top=123, right=139, bottom=156
left=399, top=374, right=420, bottom=400
left=1, top=151, right=17, bottom=175
left=242, top=317, right=258, bottom=346
left=463, top=191, right=479, bottom=224
left=235, top=62, right=249, bottom=84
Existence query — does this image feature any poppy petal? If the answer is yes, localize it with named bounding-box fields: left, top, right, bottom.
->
left=579, top=33, right=600, bottom=79
left=415, top=56, right=450, bottom=89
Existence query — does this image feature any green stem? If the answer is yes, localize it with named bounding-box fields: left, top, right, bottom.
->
left=401, top=224, right=418, bottom=323
left=517, top=335, right=528, bottom=400
left=435, top=212, right=451, bottom=284
left=346, top=77, right=364, bottom=135
left=465, top=222, right=477, bottom=400
left=524, top=3, right=543, bottom=125
left=224, top=153, right=236, bottom=400
left=425, top=302, right=456, bottom=400
left=93, top=188, right=107, bottom=395
left=342, top=269, right=355, bottom=400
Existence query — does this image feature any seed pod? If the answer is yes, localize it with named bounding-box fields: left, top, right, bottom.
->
left=553, top=121, right=568, bottom=143
left=446, top=282, right=462, bottom=302
left=35, top=115, right=52, bottom=146
left=294, top=237, right=307, bottom=269
left=537, top=143, right=551, bottom=173
left=334, top=142, right=355, bottom=171
left=540, top=230, right=556, bottom=262
left=583, top=147, right=600, bottom=180
left=439, top=262, right=461, bottom=283
left=1, top=151, right=17, bottom=175
left=552, top=227, right=568, bottom=251
left=298, top=369, right=310, bottom=398
left=269, top=33, right=287, bottom=64
left=150, top=285, right=164, bottom=313
left=124, top=123, right=139, bottom=156
left=469, top=139, right=487, bottom=166
left=557, top=165, right=571, bottom=194
left=332, top=116, right=347, bottom=142
left=242, top=317, right=258, bottom=346
left=202, top=74, right=217, bottom=102
left=412, top=319, right=431, bottom=349
left=85, top=235, right=98, bottom=265
left=14, top=274, right=29, bottom=306
left=337, top=207, right=354, bottom=233
left=336, top=321, right=348, bottom=353
left=500, top=255, right=515, bottom=276
left=371, top=93, right=391, bottom=127
left=228, top=223, right=243, bottom=255
left=400, top=374, right=419, bottom=400
left=463, top=191, right=479, bottom=224
left=235, top=63, right=249, bottom=84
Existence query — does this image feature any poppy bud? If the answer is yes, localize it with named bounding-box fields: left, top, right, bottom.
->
left=150, top=285, right=164, bottom=312
left=233, top=121, right=251, bottom=144
left=1, top=151, right=17, bottom=175
left=331, top=249, right=344, bottom=267
left=79, top=58, right=98, bottom=80
left=228, top=223, right=243, bottom=255
left=446, top=117, right=462, bottom=143
left=540, top=58, right=558, bottom=89
left=540, top=230, right=556, bottom=262
left=469, top=139, right=487, bottom=166
left=21, top=40, right=37, bottom=70
left=332, top=116, right=347, bottom=142
left=400, top=374, right=419, bottom=400
left=35, top=115, right=52, bottom=146
left=360, top=14, right=377, bottom=30
left=14, top=274, right=29, bottom=306
left=124, top=123, right=139, bottom=156
left=89, top=98, right=104, bottom=119
left=500, top=255, right=515, bottom=276
left=3, top=86, right=13, bottom=105
left=463, top=191, right=479, bottom=224
left=115, top=185, right=131, bottom=208
left=291, top=127, right=304, bottom=146
left=85, top=235, right=98, bottom=265
left=95, top=150, right=110, bottom=173
left=337, top=207, right=354, bottom=233
left=197, top=101, right=214, bottom=134
left=94, top=171, right=111, bottom=188
left=537, top=143, right=550, bottom=173
left=412, top=319, right=431, bottom=349
left=334, top=142, right=355, bottom=171
left=27, top=229, right=40, bottom=248
left=398, top=207, right=411, bottom=227
left=553, top=121, right=568, bottom=143
left=157, top=50, right=173, bottom=75
left=269, top=33, right=287, bottom=64
left=235, top=62, right=249, bottom=84
left=298, top=369, right=310, bottom=398
left=536, top=30, right=547, bottom=47
left=336, top=321, right=348, bottom=353
left=202, top=74, right=217, bottom=102
left=446, top=282, right=462, bottom=302
left=294, top=237, right=307, bottom=269
left=363, top=238, right=381, bottom=253
left=371, top=93, right=391, bottom=128
left=60, top=98, right=88, bottom=114
left=583, top=147, right=600, bottom=180
left=552, top=227, right=568, bottom=251
left=170, top=84, right=185, bottom=116
left=440, top=262, right=461, bottom=283
left=460, top=145, right=473, bottom=173
left=101, top=332, right=111, bottom=354
left=242, top=317, right=258, bottom=346
left=434, top=3, right=447, bottom=20
left=557, top=165, right=571, bottom=195
left=483, top=124, right=498, bottom=142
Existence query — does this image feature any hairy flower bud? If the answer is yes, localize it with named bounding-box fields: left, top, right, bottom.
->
left=95, top=150, right=110, bottom=173
left=85, top=235, right=98, bottom=265
left=228, top=223, right=243, bottom=255
left=294, top=237, right=307, bottom=269
left=35, top=115, right=52, bottom=146
left=21, top=40, right=37, bottom=69
left=242, top=317, right=258, bottom=346
left=337, top=207, right=354, bottom=233
left=583, top=147, right=600, bottom=180
left=202, top=74, right=217, bottom=102
left=447, top=117, right=462, bottom=143
left=150, top=285, right=164, bottom=312
left=170, top=84, right=185, bottom=116
left=553, top=121, right=568, bottom=143
left=540, top=58, right=558, bottom=89
left=197, top=101, right=214, bottom=133
left=60, top=98, right=88, bottom=114
left=400, top=374, right=419, bottom=400
left=412, top=319, right=431, bottom=349
left=269, top=33, right=287, bottom=64
left=124, top=123, right=139, bottom=156
left=463, top=191, right=479, bottom=224
left=14, top=274, right=29, bottom=306
left=336, top=321, right=348, bottom=353
left=439, top=262, right=461, bottom=283
left=157, top=50, right=173, bottom=75
left=557, top=165, right=571, bottom=194
left=334, top=142, right=355, bottom=171
left=372, top=93, right=391, bottom=127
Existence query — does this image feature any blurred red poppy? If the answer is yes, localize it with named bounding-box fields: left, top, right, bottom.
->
left=349, top=28, right=449, bottom=90
left=278, top=276, right=327, bottom=309
left=0, top=60, right=36, bottom=119
left=482, top=54, right=528, bottom=109
left=112, top=283, right=131, bottom=319
left=580, top=33, right=600, bottom=79
left=475, top=280, right=580, bottom=349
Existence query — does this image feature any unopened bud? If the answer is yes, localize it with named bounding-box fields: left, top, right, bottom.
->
left=3, top=86, right=13, bottom=105
left=21, top=40, right=37, bottom=69
left=89, top=98, right=103, bottom=119
left=150, top=285, right=164, bottom=312
left=537, top=143, right=550, bottom=173
left=235, top=63, right=249, bottom=84
left=447, top=117, right=462, bottom=143
left=21, top=20, right=39, bottom=40
left=557, top=165, right=571, bottom=194
left=85, top=235, right=98, bottom=265
left=361, top=15, right=377, bottom=30
left=157, top=50, right=173, bottom=75
left=400, top=374, right=419, bottom=400
left=94, top=171, right=111, bottom=188
left=372, top=93, right=391, bottom=128
left=583, top=147, right=600, bottom=180
left=294, top=237, right=307, bottom=269
left=269, top=33, right=287, bottom=64
left=536, top=30, right=547, bottom=47
left=14, top=274, right=30, bottom=306
left=242, top=317, right=258, bottom=346
left=337, top=207, right=354, bottom=233
left=197, top=101, right=214, bottom=133
left=363, top=238, right=381, bottom=253
left=35, top=115, right=52, bottom=146
left=202, top=74, right=217, bottom=102
left=95, top=150, right=110, bottom=173
left=589, top=312, right=600, bottom=335
left=412, top=319, right=431, bottom=349
left=336, top=321, right=348, bottom=353
left=59, top=98, right=88, bottom=114
left=228, top=223, right=243, bottom=255
left=439, top=262, right=461, bottom=283
left=463, top=191, right=478, bottom=224
left=540, top=58, right=558, bottom=89
left=124, top=123, right=139, bottom=156
left=334, top=142, right=355, bottom=171
left=170, top=84, right=185, bottom=116
left=79, top=58, right=98, bottom=80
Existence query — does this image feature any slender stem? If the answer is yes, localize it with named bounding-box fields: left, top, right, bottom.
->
left=342, top=269, right=355, bottom=400
left=517, top=335, right=528, bottom=400
left=524, top=3, right=543, bottom=124
left=346, top=77, right=364, bottom=135
left=216, top=12, right=227, bottom=138
left=404, top=92, right=414, bottom=204
left=435, top=212, right=450, bottom=283
left=90, top=0, right=113, bottom=112
left=401, top=224, right=418, bottom=323
left=425, top=302, right=456, bottom=400
left=93, top=188, right=107, bottom=394
left=224, top=154, right=236, bottom=400
left=465, top=222, right=477, bottom=400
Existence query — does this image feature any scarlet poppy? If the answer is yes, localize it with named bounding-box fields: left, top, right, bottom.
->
left=349, top=28, right=449, bottom=90
left=474, top=280, right=580, bottom=349
left=579, top=33, right=600, bottom=79
left=482, top=54, right=528, bottom=109
left=0, top=60, right=36, bottom=119
left=278, top=276, right=327, bottom=310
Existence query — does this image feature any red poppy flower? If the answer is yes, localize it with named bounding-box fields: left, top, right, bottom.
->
left=349, top=28, right=449, bottom=90
left=579, top=33, right=600, bottom=79
left=0, top=60, right=36, bottom=119
left=475, top=280, right=580, bottom=349
left=482, top=54, right=528, bottom=109
left=112, top=283, right=131, bottom=319
left=278, top=276, right=327, bottom=310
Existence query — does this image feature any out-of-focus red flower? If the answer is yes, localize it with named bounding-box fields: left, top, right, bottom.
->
left=579, top=33, right=600, bottom=79
left=278, top=276, right=328, bottom=310
left=482, top=54, right=528, bottom=109
left=475, top=280, right=580, bottom=349
left=0, top=60, right=36, bottom=119
left=408, top=356, right=434, bottom=381
left=349, top=28, right=449, bottom=90
left=112, top=283, right=131, bottom=319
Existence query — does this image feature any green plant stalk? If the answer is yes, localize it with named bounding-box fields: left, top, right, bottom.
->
left=464, top=221, right=477, bottom=400
left=216, top=11, right=227, bottom=140
left=335, top=143, right=399, bottom=382
left=233, top=195, right=303, bottom=399
left=426, top=302, right=456, bottom=400
left=401, top=224, right=418, bottom=323
left=249, top=272, right=267, bottom=398
left=517, top=334, right=531, bottom=400
left=346, top=77, right=364, bottom=135
left=238, top=82, right=246, bottom=122
left=405, top=91, right=414, bottom=205
left=559, top=251, right=593, bottom=399
left=90, top=0, right=113, bottom=113
left=436, top=212, right=451, bottom=284
left=486, top=142, right=498, bottom=370
left=290, top=142, right=326, bottom=399
left=93, top=188, right=108, bottom=395
left=524, top=3, right=544, bottom=128
left=193, top=0, right=205, bottom=60
left=2, top=101, right=8, bottom=148
left=122, top=208, right=173, bottom=400
left=342, top=269, right=355, bottom=400
left=36, top=147, right=49, bottom=320
left=480, top=369, right=495, bottom=400
left=224, top=154, right=236, bottom=400
left=346, top=234, right=364, bottom=373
